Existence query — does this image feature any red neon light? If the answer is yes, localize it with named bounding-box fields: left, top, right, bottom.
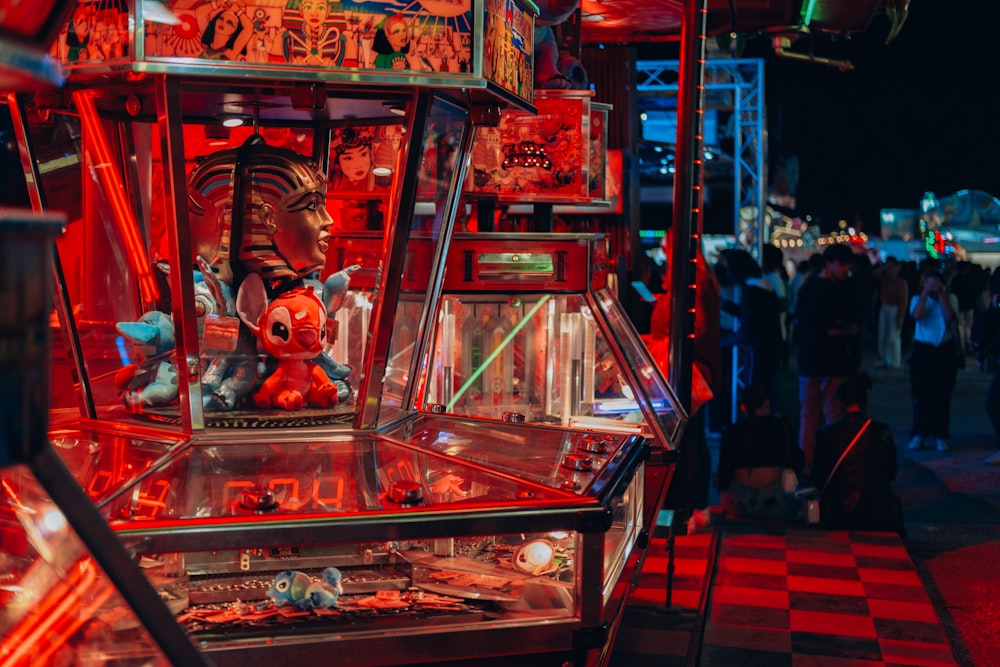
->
left=72, top=91, right=160, bottom=305
left=0, top=558, right=109, bottom=666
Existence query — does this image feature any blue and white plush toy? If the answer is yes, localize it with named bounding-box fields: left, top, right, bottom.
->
left=194, top=258, right=258, bottom=411
left=114, top=310, right=178, bottom=412
left=267, top=567, right=343, bottom=610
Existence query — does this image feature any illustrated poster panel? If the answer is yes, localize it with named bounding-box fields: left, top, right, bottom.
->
left=468, top=94, right=588, bottom=201
left=328, top=124, right=403, bottom=195
left=149, top=0, right=472, bottom=70
left=53, top=0, right=476, bottom=73
left=482, top=0, right=532, bottom=103
left=588, top=106, right=606, bottom=201
left=52, top=0, right=131, bottom=63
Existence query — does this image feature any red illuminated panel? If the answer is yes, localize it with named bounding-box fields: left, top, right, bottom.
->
left=440, top=235, right=597, bottom=292
left=0, top=558, right=113, bottom=667
left=467, top=92, right=591, bottom=202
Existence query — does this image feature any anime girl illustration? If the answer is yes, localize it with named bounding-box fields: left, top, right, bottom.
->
left=58, top=0, right=129, bottom=62
left=196, top=0, right=254, bottom=60
left=372, top=13, right=414, bottom=70
left=62, top=1, right=96, bottom=61
left=329, top=126, right=378, bottom=192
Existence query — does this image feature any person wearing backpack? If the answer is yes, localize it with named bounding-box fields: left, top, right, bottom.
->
left=813, top=372, right=905, bottom=535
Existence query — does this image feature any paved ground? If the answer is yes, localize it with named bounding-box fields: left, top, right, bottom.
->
left=869, top=361, right=1000, bottom=667
left=764, top=351, right=1000, bottom=667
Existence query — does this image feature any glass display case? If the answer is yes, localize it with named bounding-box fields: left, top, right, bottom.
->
left=16, top=85, right=477, bottom=436
left=0, top=1, right=675, bottom=666
left=409, top=232, right=684, bottom=528
left=2, top=417, right=646, bottom=667
left=415, top=233, right=681, bottom=441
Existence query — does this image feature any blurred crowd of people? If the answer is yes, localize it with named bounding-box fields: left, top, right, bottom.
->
left=646, top=238, right=1000, bottom=532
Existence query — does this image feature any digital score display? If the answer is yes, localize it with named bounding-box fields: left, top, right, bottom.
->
left=105, top=447, right=438, bottom=520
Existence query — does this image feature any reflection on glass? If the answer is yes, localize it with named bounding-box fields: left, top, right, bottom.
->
left=380, top=97, right=468, bottom=413
left=425, top=294, right=649, bottom=432
left=0, top=466, right=170, bottom=665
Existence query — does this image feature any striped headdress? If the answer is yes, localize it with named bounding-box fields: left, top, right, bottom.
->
left=231, top=140, right=328, bottom=280
left=188, top=148, right=239, bottom=265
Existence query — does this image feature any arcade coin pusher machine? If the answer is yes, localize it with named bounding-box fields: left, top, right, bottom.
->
left=0, top=1, right=685, bottom=664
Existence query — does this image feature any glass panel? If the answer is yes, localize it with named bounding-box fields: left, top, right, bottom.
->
left=101, top=437, right=567, bottom=525
left=386, top=414, right=642, bottom=495
left=47, top=428, right=184, bottom=506
left=143, top=529, right=579, bottom=656
left=380, top=97, right=469, bottom=413
left=425, top=293, right=627, bottom=424
left=0, top=464, right=172, bottom=666
left=24, top=109, right=144, bottom=415
left=406, top=531, right=576, bottom=616
left=423, top=291, right=674, bottom=438
left=22, top=87, right=432, bottom=433
left=602, top=463, right=643, bottom=604
left=593, top=287, right=683, bottom=446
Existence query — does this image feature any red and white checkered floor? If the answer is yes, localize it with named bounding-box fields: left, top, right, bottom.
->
left=611, top=515, right=959, bottom=666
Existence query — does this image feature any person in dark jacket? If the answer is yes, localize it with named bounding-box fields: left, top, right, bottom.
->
left=720, top=249, right=783, bottom=399
left=813, top=372, right=904, bottom=535
left=717, top=384, right=803, bottom=520
left=794, top=243, right=864, bottom=474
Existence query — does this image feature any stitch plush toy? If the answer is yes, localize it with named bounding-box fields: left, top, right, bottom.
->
left=114, top=310, right=178, bottom=412
left=267, top=567, right=343, bottom=610
left=236, top=272, right=340, bottom=410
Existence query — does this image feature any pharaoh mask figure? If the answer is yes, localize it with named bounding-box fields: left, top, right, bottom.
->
left=232, top=137, right=333, bottom=283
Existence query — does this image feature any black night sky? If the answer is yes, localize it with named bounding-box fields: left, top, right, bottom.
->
left=747, top=0, right=1000, bottom=234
